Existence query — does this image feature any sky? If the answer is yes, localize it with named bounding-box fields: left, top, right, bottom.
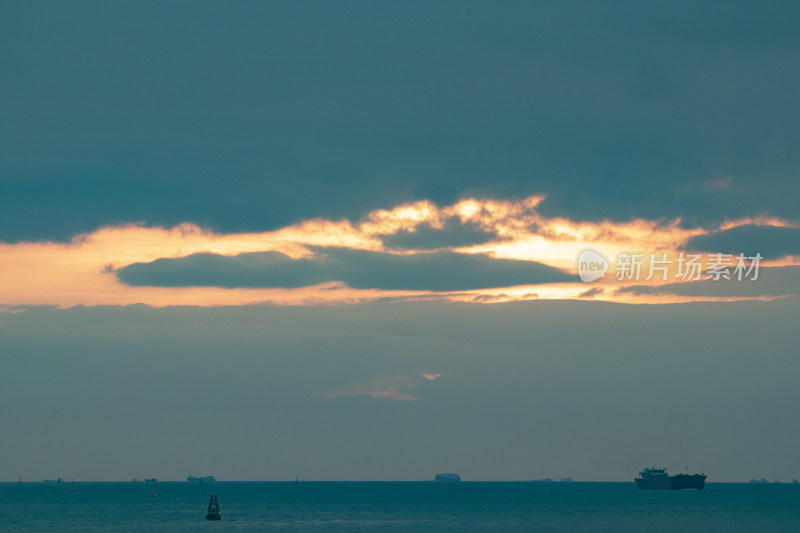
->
left=1, top=1, right=799, bottom=482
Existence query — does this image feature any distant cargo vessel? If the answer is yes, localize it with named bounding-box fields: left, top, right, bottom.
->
left=635, top=467, right=706, bottom=490
left=187, top=475, right=215, bottom=483
left=435, top=473, right=461, bottom=482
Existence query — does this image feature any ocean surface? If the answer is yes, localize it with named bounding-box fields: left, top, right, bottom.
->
left=2, top=481, right=799, bottom=532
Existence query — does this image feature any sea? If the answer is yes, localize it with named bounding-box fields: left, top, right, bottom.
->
left=1, top=481, right=799, bottom=532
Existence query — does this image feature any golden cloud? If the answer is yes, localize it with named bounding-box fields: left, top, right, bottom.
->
left=0, top=196, right=796, bottom=308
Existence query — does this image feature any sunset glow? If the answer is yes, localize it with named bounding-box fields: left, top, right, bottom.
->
left=1, top=196, right=795, bottom=309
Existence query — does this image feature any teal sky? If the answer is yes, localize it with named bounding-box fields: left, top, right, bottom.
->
left=2, top=1, right=800, bottom=240
left=1, top=1, right=799, bottom=482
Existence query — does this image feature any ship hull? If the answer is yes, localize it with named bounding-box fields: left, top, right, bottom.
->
left=635, top=474, right=706, bottom=490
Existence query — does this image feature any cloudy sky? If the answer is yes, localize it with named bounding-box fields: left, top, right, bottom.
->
left=1, top=1, right=799, bottom=482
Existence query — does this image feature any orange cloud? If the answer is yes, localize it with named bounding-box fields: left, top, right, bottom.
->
left=318, top=386, right=419, bottom=402
left=317, top=376, right=425, bottom=402
left=0, top=196, right=796, bottom=308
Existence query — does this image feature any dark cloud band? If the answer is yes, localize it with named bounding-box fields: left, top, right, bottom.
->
left=682, top=225, right=800, bottom=260
left=616, top=266, right=800, bottom=298
left=380, top=217, right=503, bottom=250
left=116, top=247, right=575, bottom=291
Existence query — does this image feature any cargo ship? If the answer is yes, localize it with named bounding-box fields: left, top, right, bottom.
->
left=435, top=473, right=461, bottom=482
left=635, top=467, right=706, bottom=490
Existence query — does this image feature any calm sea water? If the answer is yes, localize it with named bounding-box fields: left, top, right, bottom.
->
left=1, top=481, right=799, bottom=532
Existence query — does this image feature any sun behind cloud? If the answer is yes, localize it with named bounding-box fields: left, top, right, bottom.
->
left=1, top=196, right=797, bottom=308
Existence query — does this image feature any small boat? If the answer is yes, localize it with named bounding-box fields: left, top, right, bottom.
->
left=206, top=494, right=221, bottom=520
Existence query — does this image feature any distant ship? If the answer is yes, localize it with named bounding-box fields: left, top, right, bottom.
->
left=635, top=467, right=706, bottom=490
left=187, top=475, right=216, bottom=483
left=435, top=473, right=461, bottom=482
left=144, top=478, right=157, bottom=483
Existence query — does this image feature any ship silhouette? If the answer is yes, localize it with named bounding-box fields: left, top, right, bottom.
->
left=635, top=467, right=706, bottom=490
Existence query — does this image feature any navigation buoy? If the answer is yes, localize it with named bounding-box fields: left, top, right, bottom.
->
left=206, top=494, right=221, bottom=520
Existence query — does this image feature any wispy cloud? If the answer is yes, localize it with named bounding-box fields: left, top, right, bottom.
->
left=318, top=373, right=446, bottom=402
left=319, top=385, right=420, bottom=402
left=578, top=287, right=604, bottom=299
left=702, top=176, right=734, bottom=191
